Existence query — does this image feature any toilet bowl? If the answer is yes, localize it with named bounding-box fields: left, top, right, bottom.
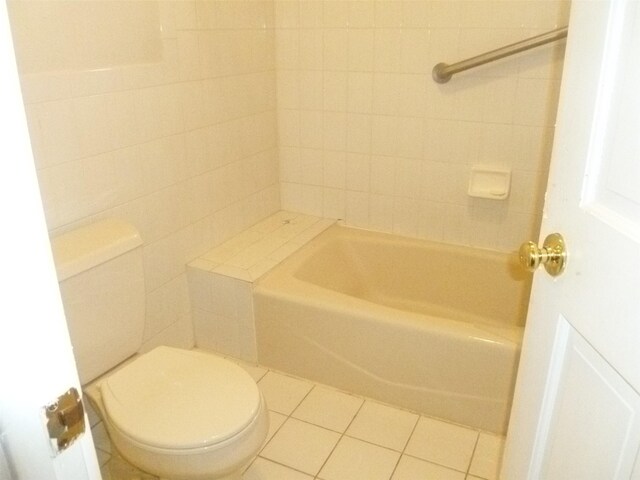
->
left=86, top=347, right=269, bottom=480
left=51, top=219, right=269, bottom=479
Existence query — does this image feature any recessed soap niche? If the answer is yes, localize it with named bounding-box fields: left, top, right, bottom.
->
left=468, top=166, right=511, bottom=200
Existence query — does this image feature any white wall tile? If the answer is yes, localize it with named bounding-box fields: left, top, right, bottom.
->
left=299, top=1, right=323, bottom=28
left=347, top=72, right=374, bottom=113
left=345, top=190, right=370, bottom=227
left=323, top=151, right=347, bottom=189
left=14, top=0, right=279, bottom=352
left=369, top=193, right=394, bottom=232
left=321, top=112, right=347, bottom=152
left=16, top=0, right=567, bottom=371
left=323, top=187, right=346, bottom=219
left=346, top=153, right=371, bottom=192
left=299, top=30, right=324, bottom=70
left=323, top=1, right=350, bottom=28
left=144, top=274, right=191, bottom=341
left=374, top=1, right=403, bottom=28
left=323, top=71, right=348, bottom=111
left=277, top=0, right=563, bottom=252
left=370, top=155, right=395, bottom=196
left=348, top=29, right=375, bottom=72
left=300, top=71, right=324, bottom=110
left=374, top=29, right=403, bottom=72
left=275, top=1, right=300, bottom=29
left=393, top=197, right=419, bottom=238
left=300, top=110, right=324, bottom=148
left=324, top=29, right=349, bottom=71
left=349, top=1, right=375, bottom=28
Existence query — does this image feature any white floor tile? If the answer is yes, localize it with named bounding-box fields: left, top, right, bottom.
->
left=468, top=432, right=505, bottom=480
left=260, top=418, right=341, bottom=475
left=101, top=451, right=157, bottom=480
left=100, top=465, right=113, bottom=480
left=265, top=410, right=288, bottom=445
left=244, top=457, right=314, bottom=480
left=95, top=448, right=111, bottom=468
left=258, top=371, right=313, bottom=414
left=91, top=421, right=111, bottom=454
left=391, top=455, right=466, bottom=480
left=318, top=436, right=401, bottom=480
left=346, top=400, right=419, bottom=451
left=292, top=385, right=364, bottom=432
left=237, top=361, right=269, bottom=383
left=405, top=417, right=478, bottom=472
left=95, top=356, right=506, bottom=480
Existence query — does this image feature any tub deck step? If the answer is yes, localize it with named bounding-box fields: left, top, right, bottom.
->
left=187, top=211, right=334, bottom=363
left=188, top=211, right=335, bottom=283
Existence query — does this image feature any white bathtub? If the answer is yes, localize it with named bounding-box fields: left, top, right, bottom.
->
left=254, top=225, right=531, bottom=434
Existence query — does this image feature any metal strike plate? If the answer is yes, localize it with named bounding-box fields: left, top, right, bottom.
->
left=45, top=387, right=85, bottom=453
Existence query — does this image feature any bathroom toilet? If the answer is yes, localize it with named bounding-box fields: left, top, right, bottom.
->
left=52, top=219, right=269, bottom=480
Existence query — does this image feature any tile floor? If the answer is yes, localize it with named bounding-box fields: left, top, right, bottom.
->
left=95, top=359, right=504, bottom=480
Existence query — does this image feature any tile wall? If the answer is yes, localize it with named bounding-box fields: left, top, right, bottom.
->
left=276, top=0, right=570, bottom=251
left=8, top=1, right=280, bottom=350
left=8, top=0, right=571, bottom=355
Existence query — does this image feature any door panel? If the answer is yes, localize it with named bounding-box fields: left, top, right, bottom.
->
left=0, top=2, right=99, bottom=479
left=536, top=317, right=640, bottom=479
left=503, top=0, right=640, bottom=477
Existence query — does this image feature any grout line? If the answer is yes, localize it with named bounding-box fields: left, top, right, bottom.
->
left=99, top=356, right=503, bottom=480
left=466, top=431, right=482, bottom=477
left=253, top=455, right=316, bottom=478
left=310, top=388, right=367, bottom=479
left=386, top=413, right=421, bottom=479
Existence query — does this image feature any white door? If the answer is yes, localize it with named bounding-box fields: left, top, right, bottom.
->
left=0, top=2, right=100, bottom=479
left=502, top=1, right=640, bottom=478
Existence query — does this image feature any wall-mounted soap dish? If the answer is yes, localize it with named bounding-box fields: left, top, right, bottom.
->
left=468, top=166, right=511, bottom=200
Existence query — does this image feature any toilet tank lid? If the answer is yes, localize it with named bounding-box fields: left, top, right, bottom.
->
left=51, top=219, right=143, bottom=281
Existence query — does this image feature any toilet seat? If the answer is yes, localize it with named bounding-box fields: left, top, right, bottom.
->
left=101, top=346, right=262, bottom=451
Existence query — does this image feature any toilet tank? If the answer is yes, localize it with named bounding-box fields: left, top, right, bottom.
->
left=51, top=219, right=145, bottom=384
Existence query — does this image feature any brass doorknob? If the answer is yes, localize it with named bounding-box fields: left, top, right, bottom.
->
left=519, top=233, right=567, bottom=277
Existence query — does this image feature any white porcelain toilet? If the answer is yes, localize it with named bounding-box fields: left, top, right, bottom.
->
left=52, top=219, right=269, bottom=480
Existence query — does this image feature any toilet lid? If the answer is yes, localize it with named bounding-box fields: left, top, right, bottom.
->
left=101, top=346, right=261, bottom=450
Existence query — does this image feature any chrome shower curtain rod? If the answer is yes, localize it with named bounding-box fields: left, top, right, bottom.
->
left=432, top=26, right=568, bottom=83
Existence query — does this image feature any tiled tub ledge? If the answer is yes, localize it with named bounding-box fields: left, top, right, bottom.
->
left=187, top=211, right=335, bottom=362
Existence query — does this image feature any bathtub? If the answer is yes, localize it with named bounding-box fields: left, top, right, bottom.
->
left=254, top=225, right=531, bottom=434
